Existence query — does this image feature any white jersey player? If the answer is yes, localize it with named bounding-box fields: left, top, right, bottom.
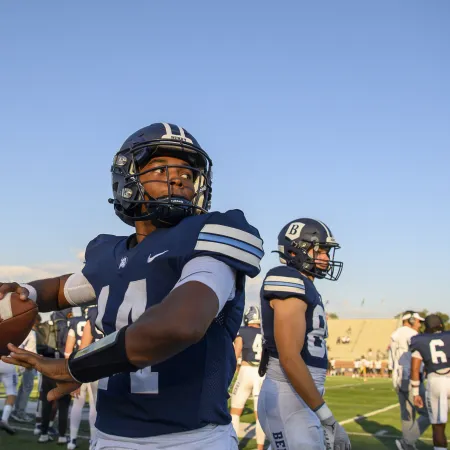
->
left=0, top=358, right=18, bottom=435
left=230, top=306, right=266, bottom=450
left=389, top=311, right=430, bottom=450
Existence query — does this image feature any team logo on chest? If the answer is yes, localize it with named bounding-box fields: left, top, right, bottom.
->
left=118, top=256, right=128, bottom=269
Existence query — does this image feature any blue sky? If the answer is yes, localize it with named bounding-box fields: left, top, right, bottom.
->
left=1, top=1, right=449, bottom=318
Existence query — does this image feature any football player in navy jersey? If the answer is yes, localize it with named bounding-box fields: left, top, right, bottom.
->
left=65, top=313, right=87, bottom=357
left=67, top=307, right=102, bottom=450
left=410, top=315, right=450, bottom=450
left=258, top=218, right=350, bottom=450
left=230, top=306, right=266, bottom=449
left=0, top=122, right=264, bottom=450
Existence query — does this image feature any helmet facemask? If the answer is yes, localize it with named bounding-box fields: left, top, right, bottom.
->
left=279, top=240, right=343, bottom=281
left=111, top=141, right=212, bottom=228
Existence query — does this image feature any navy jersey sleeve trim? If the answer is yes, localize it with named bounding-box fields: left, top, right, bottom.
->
left=190, top=210, right=264, bottom=278
left=195, top=223, right=263, bottom=269
left=262, top=266, right=308, bottom=302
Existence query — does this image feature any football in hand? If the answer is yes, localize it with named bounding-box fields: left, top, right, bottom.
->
left=0, top=292, right=38, bottom=356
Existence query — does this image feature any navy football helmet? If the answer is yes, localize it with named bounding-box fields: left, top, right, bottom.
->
left=244, top=306, right=261, bottom=325
left=110, top=123, right=212, bottom=227
left=277, top=218, right=343, bottom=281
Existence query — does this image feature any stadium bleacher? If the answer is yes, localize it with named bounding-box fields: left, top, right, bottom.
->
left=327, top=318, right=399, bottom=361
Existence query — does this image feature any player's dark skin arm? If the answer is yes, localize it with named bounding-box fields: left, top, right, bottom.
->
left=0, top=275, right=73, bottom=311
left=125, top=280, right=219, bottom=367
left=1, top=279, right=221, bottom=401
left=271, top=297, right=325, bottom=410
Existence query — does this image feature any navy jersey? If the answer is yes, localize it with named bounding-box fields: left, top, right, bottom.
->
left=410, top=332, right=450, bottom=375
left=87, top=306, right=104, bottom=342
left=68, top=317, right=87, bottom=352
left=50, top=310, right=71, bottom=356
left=82, top=210, right=263, bottom=438
left=238, top=326, right=262, bottom=364
left=260, top=266, right=328, bottom=370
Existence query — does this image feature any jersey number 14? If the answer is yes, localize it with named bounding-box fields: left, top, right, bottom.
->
left=96, top=279, right=159, bottom=395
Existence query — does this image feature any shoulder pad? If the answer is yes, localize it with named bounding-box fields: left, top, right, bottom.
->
left=409, top=334, right=426, bottom=351
left=192, top=210, right=263, bottom=278
left=85, top=234, right=124, bottom=262
left=262, top=266, right=308, bottom=302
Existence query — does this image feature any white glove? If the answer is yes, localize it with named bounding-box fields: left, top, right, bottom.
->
left=315, top=403, right=351, bottom=450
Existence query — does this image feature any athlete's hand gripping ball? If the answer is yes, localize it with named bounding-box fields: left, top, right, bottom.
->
left=0, top=285, right=38, bottom=355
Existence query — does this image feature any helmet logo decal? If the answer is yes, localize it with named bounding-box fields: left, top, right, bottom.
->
left=286, top=222, right=305, bottom=240
left=161, top=122, right=193, bottom=144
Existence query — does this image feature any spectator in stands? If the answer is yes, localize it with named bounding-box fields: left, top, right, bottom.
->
left=11, top=322, right=38, bottom=423
left=389, top=311, right=430, bottom=450
left=342, top=336, right=351, bottom=344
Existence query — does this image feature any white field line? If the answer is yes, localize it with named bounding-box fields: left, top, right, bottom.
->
left=339, top=403, right=399, bottom=425
left=326, top=380, right=388, bottom=390
left=7, top=424, right=90, bottom=440
left=346, top=431, right=433, bottom=442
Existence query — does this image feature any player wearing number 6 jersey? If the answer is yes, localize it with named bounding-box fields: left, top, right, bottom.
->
left=0, top=123, right=264, bottom=450
left=230, top=306, right=266, bottom=450
left=410, top=315, right=450, bottom=450
left=258, top=218, right=350, bottom=450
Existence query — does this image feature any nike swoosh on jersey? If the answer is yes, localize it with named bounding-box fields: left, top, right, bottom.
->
left=147, top=250, right=169, bottom=263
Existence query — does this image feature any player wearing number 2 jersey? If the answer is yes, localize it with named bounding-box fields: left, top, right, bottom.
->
left=0, top=123, right=263, bottom=450
left=258, top=218, right=350, bottom=450
left=230, top=306, right=266, bottom=450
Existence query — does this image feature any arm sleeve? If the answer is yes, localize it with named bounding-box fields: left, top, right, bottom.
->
left=64, top=272, right=96, bottom=306
left=172, top=256, right=236, bottom=315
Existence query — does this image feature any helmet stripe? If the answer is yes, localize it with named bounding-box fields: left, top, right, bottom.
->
left=316, top=220, right=331, bottom=238
left=161, top=122, right=172, bottom=135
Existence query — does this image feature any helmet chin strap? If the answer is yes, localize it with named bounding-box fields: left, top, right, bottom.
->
left=148, top=195, right=194, bottom=228
left=271, top=250, right=320, bottom=279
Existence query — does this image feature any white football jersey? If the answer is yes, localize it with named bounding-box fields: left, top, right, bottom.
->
left=389, top=326, right=418, bottom=389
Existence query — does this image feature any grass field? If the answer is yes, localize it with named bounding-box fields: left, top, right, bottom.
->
left=0, top=377, right=435, bottom=449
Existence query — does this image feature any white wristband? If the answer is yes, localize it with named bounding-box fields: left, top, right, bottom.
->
left=20, top=284, right=38, bottom=303
left=411, top=387, right=419, bottom=396
left=314, top=402, right=333, bottom=421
